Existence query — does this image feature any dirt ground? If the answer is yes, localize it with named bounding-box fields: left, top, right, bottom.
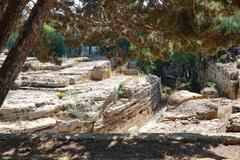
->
left=1, top=134, right=240, bottom=160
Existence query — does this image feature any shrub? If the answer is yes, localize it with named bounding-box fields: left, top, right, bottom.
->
left=56, top=91, right=65, bottom=99
left=137, top=60, right=157, bottom=74
left=207, top=82, right=217, bottom=89
left=118, top=81, right=125, bottom=98
left=70, top=103, right=90, bottom=120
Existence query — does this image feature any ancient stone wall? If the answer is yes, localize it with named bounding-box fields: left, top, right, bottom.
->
left=0, top=56, right=161, bottom=134
left=199, top=62, right=239, bottom=99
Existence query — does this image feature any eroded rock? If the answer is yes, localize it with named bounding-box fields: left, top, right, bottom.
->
left=168, top=90, right=203, bottom=108
left=135, top=119, right=225, bottom=133
left=91, top=63, right=111, bottom=81
left=0, top=56, right=161, bottom=134
left=16, top=75, right=70, bottom=88
left=168, top=99, right=219, bottom=120
left=201, top=87, right=219, bottom=98
left=2, top=55, right=239, bottom=135
left=198, top=62, right=239, bottom=99
left=94, top=75, right=161, bottom=132
left=0, top=118, right=57, bottom=133
left=128, top=98, right=233, bottom=134
left=227, top=113, right=240, bottom=132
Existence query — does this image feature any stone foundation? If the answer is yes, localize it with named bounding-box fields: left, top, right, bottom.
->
left=199, top=62, right=239, bottom=99
left=0, top=56, right=161, bottom=134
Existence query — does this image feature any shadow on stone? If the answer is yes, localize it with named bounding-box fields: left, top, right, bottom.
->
left=1, top=132, right=240, bottom=159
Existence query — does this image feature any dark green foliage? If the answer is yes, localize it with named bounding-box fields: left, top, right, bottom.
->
left=137, top=60, right=157, bottom=74
left=52, top=33, right=66, bottom=57
left=33, top=23, right=66, bottom=63
left=214, top=11, right=240, bottom=34
left=43, top=24, right=66, bottom=57
left=169, top=52, right=195, bottom=73
left=208, top=82, right=217, bottom=89
left=137, top=52, right=200, bottom=92
left=137, top=52, right=195, bottom=76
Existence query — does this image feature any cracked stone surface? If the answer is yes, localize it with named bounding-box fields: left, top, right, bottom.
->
left=168, top=90, right=203, bottom=108
left=127, top=93, right=234, bottom=134
left=1, top=54, right=240, bottom=135
left=0, top=56, right=161, bottom=134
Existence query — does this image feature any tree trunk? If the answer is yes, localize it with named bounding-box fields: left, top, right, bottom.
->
left=0, top=0, right=54, bottom=107
left=0, top=0, right=28, bottom=54
left=0, top=0, right=8, bottom=20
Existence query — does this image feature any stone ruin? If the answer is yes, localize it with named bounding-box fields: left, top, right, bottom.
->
left=0, top=55, right=161, bottom=133
left=198, top=45, right=240, bottom=99
left=0, top=53, right=240, bottom=138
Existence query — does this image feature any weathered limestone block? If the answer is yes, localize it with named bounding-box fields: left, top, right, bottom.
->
left=136, top=119, right=226, bottom=133
left=94, top=75, right=161, bottom=132
left=60, top=62, right=95, bottom=76
left=61, top=60, right=110, bottom=76
left=26, top=59, right=75, bottom=71
left=30, top=76, right=70, bottom=88
left=30, top=62, right=61, bottom=71
left=0, top=55, right=162, bottom=134
left=0, top=90, right=67, bottom=121
left=167, top=99, right=219, bottom=120
left=0, top=103, right=68, bottom=121
left=56, top=75, right=160, bottom=133
left=217, top=99, right=233, bottom=120
left=199, top=63, right=239, bottom=99
left=201, top=87, right=219, bottom=98
left=131, top=98, right=232, bottom=134
left=227, top=113, right=240, bottom=132
left=0, top=118, right=57, bottom=133
left=168, top=90, right=203, bottom=108
left=16, top=75, right=70, bottom=88
left=91, top=63, right=111, bottom=81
